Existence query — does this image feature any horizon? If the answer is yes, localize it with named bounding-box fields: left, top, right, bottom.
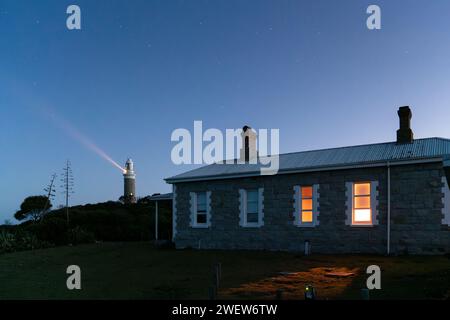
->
left=3, top=0, right=450, bottom=222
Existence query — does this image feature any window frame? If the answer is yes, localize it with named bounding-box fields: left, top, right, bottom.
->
left=293, top=184, right=319, bottom=227
left=190, top=191, right=211, bottom=228
left=195, top=192, right=208, bottom=226
left=239, top=188, right=264, bottom=228
left=346, top=181, right=378, bottom=227
left=352, top=182, right=372, bottom=225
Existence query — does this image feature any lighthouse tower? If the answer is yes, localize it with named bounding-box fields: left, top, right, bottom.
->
left=123, top=158, right=136, bottom=204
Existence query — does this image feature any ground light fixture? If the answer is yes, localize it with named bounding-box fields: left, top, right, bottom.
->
left=304, top=285, right=316, bottom=300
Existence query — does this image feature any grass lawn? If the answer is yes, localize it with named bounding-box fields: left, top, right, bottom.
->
left=0, top=242, right=449, bottom=300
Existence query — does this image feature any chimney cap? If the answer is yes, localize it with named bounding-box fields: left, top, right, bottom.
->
left=398, top=106, right=412, bottom=116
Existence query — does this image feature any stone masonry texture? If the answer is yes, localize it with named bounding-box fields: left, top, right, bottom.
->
left=173, top=162, right=450, bottom=254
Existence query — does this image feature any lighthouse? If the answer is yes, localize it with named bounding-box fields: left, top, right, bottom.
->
left=123, top=158, right=136, bottom=204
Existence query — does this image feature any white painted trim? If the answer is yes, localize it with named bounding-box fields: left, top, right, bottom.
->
left=238, top=189, right=246, bottom=227
left=166, top=157, right=442, bottom=183
left=189, top=191, right=210, bottom=228
left=258, top=187, right=264, bottom=227
left=293, top=185, right=301, bottom=226
left=239, top=188, right=264, bottom=228
left=346, top=181, right=378, bottom=227
left=371, top=181, right=379, bottom=225
left=313, top=184, right=320, bottom=226
left=345, top=182, right=353, bottom=226
left=442, top=176, right=450, bottom=226
left=189, top=192, right=196, bottom=228
left=172, top=185, right=177, bottom=240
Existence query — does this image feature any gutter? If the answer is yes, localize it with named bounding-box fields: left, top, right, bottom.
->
left=165, top=157, right=443, bottom=184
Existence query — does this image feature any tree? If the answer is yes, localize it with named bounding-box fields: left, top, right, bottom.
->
left=14, top=196, right=53, bottom=221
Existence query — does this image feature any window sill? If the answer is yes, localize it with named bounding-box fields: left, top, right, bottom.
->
left=294, top=222, right=316, bottom=228
left=191, top=224, right=210, bottom=229
left=350, top=224, right=374, bottom=228
left=241, top=223, right=263, bottom=228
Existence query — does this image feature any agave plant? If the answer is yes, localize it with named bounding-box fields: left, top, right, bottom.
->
left=0, top=230, right=16, bottom=253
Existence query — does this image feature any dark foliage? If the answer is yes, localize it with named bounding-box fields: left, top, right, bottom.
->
left=14, top=195, right=52, bottom=221
left=2, top=200, right=172, bottom=253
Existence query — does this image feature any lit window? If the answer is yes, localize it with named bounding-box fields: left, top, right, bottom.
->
left=293, top=185, right=319, bottom=227
left=301, top=186, right=314, bottom=223
left=353, top=182, right=372, bottom=225
left=196, top=192, right=207, bottom=225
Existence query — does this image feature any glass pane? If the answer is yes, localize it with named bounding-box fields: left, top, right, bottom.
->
left=247, top=212, right=258, bottom=223
left=197, top=203, right=206, bottom=212
left=197, top=192, right=206, bottom=205
left=354, top=183, right=370, bottom=196
left=354, top=209, right=371, bottom=222
left=301, top=186, right=313, bottom=198
left=197, top=214, right=207, bottom=224
left=247, top=190, right=258, bottom=201
left=302, top=199, right=313, bottom=210
left=247, top=201, right=258, bottom=214
left=354, top=196, right=370, bottom=209
left=302, top=211, right=313, bottom=223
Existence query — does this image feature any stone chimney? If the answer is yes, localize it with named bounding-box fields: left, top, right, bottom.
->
left=396, top=106, right=414, bottom=144
left=240, top=125, right=257, bottom=162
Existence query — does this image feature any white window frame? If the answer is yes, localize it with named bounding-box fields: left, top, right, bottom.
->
left=239, top=188, right=264, bottom=228
left=189, top=191, right=211, bottom=228
left=293, top=184, right=319, bottom=227
left=345, top=181, right=379, bottom=227
left=442, top=176, right=450, bottom=226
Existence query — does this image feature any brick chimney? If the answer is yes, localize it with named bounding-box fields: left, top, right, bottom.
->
left=396, top=106, right=414, bottom=144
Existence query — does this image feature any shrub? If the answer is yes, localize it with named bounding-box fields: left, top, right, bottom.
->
left=68, top=226, right=95, bottom=245
left=0, top=229, right=52, bottom=254
left=0, top=230, right=15, bottom=253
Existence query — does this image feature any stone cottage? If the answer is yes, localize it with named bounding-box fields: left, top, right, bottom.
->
left=165, top=107, right=450, bottom=254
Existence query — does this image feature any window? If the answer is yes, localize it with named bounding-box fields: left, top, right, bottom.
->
left=196, top=192, right=207, bottom=225
left=293, top=185, right=319, bottom=227
left=301, top=186, right=313, bottom=223
left=246, top=190, right=259, bottom=224
left=353, top=183, right=371, bottom=225
left=189, top=191, right=211, bottom=228
left=239, top=188, right=264, bottom=227
left=345, top=181, right=378, bottom=226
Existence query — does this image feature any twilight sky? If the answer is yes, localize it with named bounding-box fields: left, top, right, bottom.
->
left=2, top=0, right=450, bottom=222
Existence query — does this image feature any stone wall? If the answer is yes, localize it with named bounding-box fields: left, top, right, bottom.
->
left=173, top=162, right=450, bottom=254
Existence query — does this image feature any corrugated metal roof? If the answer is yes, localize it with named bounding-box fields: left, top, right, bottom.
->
left=165, top=137, right=450, bottom=183
left=147, top=193, right=173, bottom=201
